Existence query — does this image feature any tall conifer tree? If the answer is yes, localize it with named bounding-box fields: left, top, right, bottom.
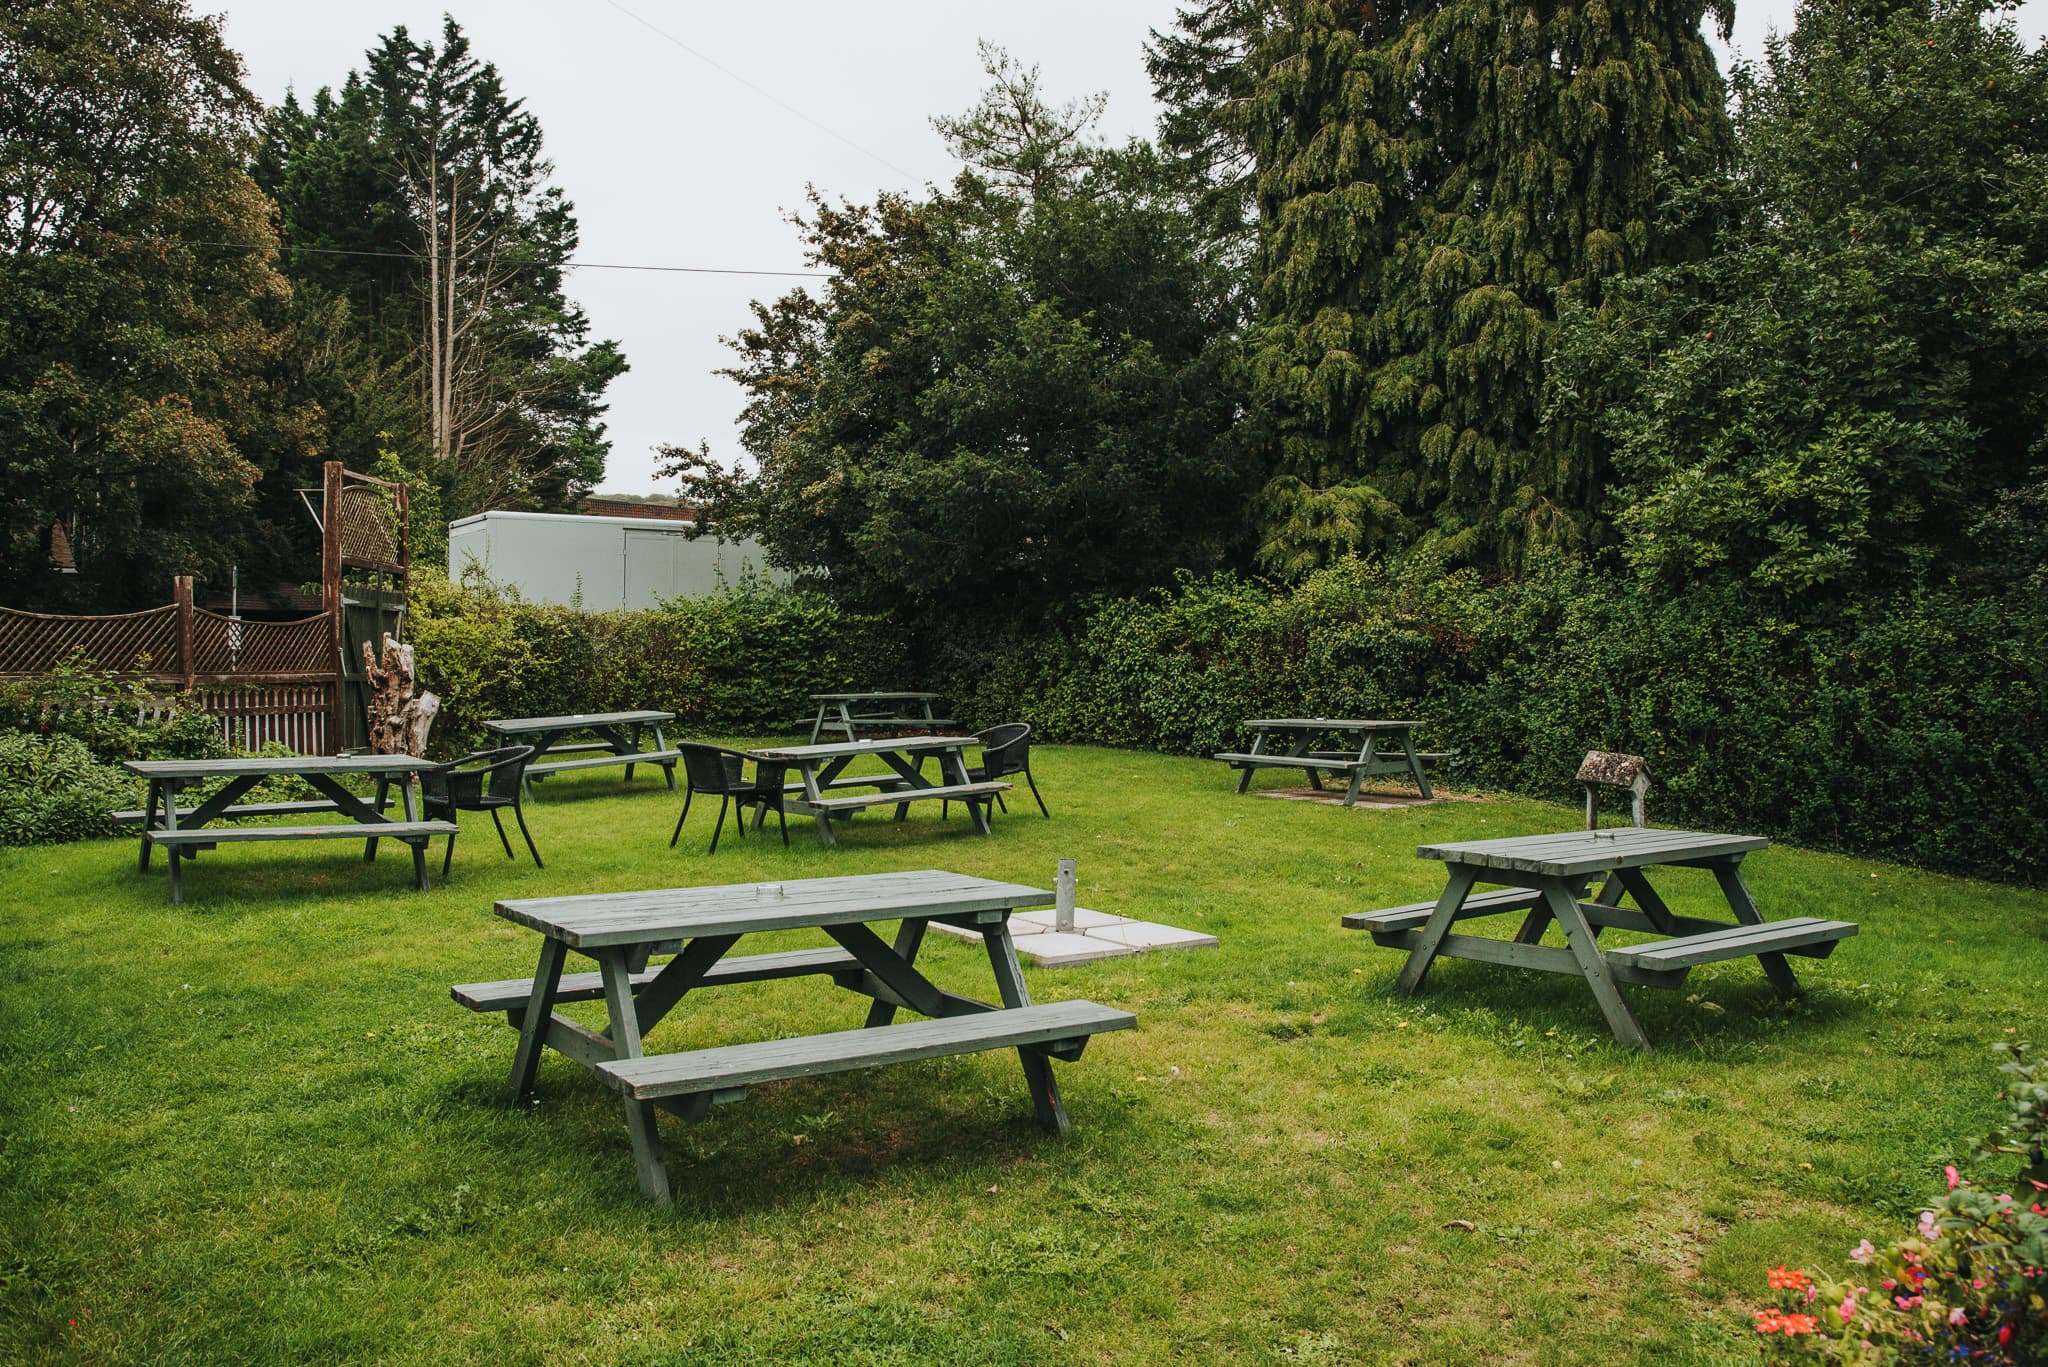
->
left=1235, top=0, right=1732, bottom=573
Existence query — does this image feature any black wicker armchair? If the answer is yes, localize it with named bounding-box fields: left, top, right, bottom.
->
left=945, top=722, right=1047, bottom=820
left=672, top=743, right=788, bottom=853
left=420, top=745, right=540, bottom=876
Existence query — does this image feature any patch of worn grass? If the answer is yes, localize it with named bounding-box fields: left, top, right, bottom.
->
left=2, top=745, right=2044, bottom=1365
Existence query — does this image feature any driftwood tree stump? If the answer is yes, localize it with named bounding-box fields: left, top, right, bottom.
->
left=363, top=633, right=440, bottom=756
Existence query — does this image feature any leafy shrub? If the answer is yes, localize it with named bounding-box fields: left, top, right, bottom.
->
left=1757, top=1045, right=2048, bottom=1363
left=0, top=652, right=229, bottom=763
left=408, top=571, right=911, bottom=755
left=932, top=554, right=2045, bottom=880
left=0, top=730, right=133, bottom=846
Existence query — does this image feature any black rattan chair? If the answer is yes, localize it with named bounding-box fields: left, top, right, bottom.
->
left=672, top=743, right=788, bottom=853
left=945, top=722, right=1047, bottom=819
left=421, top=745, right=540, bottom=876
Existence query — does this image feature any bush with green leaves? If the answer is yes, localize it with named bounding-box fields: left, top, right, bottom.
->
left=408, top=572, right=911, bottom=755
left=0, top=652, right=230, bottom=764
left=0, top=730, right=133, bottom=846
left=933, top=554, right=2046, bottom=881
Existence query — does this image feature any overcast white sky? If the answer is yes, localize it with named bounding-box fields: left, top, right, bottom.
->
left=208, top=0, right=2048, bottom=497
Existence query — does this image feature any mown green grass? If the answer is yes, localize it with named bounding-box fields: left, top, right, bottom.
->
left=3, top=745, right=2044, bottom=1365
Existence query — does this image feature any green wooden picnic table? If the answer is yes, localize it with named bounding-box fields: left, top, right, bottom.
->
left=483, top=710, right=679, bottom=795
left=749, top=735, right=1007, bottom=848
left=1215, top=718, right=1437, bottom=805
left=1343, top=827, right=1858, bottom=1049
left=452, top=870, right=1135, bottom=1201
left=806, top=691, right=952, bottom=743
left=122, top=755, right=456, bottom=903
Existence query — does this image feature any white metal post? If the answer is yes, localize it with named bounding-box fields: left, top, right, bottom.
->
left=1055, top=858, right=1077, bottom=934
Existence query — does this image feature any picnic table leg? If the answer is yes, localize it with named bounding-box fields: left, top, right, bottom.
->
left=943, top=746, right=992, bottom=834
left=139, top=778, right=165, bottom=871
left=1514, top=874, right=1601, bottom=944
left=505, top=936, right=567, bottom=1103
left=808, top=705, right=826, bottom=744
left=365, top=776, right=388, bottom=862
left=801, top=762, right=838, bottom=849
left=1293, top=733, right=1324, bottom=791
left=1710, top=858, right=1803, bottom=999
left=863, top=919, right=929, bottom=1028
left=1400, top=731, right=1434, bottom=800
left=597, top=946, right=671, bottom=1203
left=1394, top=865, right=1479, bottom=994
left=981, top=924, right=1069, bottom=1136
left=1236, top=730, right=1267, bottom=794
left=623, top=723, right=640, bottom=784
left=1346, top=734, right=1377, bottom=807
left=1609, top=868, right=1681, bottom=936
left=652, top=721, right=676, bottom=790
left=160, top=781, right=184, bottom=903
left=1540, top=879, right=1651, bottom=1051
left=401, top=777, right=429, bottom=891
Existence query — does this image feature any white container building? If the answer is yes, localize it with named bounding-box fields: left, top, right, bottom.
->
left=446, top=510, right=782, bottom=610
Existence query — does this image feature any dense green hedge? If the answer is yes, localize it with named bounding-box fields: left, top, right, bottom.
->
left=929, top=558, right=2047, bottom=882
left=408, top=574, right=912, bottom=755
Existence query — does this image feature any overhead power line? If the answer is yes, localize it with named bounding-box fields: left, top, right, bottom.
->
left=98, top=235, right=833, bottom=279
left=599, top=0, right=921, bottom=183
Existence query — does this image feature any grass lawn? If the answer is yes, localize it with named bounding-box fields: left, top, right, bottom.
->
left=4, top=744, right=2045, bottom=1365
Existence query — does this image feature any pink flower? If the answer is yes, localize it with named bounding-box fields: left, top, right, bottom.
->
left=1839, top=1296, right=1858, bottom=1323
left=1947, top=1165, right=1962, bottom=1190
left=1851, top=1240, right=1876, bottom=1264
left=1895, top=1294, right=1924, bottom=1310
left=1918, top=1210, right=1943, bottom=1241
left=1950, top=1308, right=1968, bottom=1327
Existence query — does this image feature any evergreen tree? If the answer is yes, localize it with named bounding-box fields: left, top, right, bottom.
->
left=665, top=53, right=1252, bottom=620
left=257, top=19, right=626, bottom=517
left=1236, top=0, right=1733, bottom=575
left=1549, top=0, right=2048, bottom=596
left=0, top=0, right=323, bottom=608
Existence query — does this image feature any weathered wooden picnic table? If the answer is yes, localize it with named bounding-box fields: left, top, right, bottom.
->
left=452, top=870, right=1135, bottom=1201
left=1343, top=827, right=1858, bottom=1050
left=1215, top=718, right=1437, bottom=805
left=483, top=710, right=679, bottom=796
left=749, top=735, right=1008, bottom=848
left=806, top=691, right=952, bottom=743
left=122, top=755, right=457, bottom=903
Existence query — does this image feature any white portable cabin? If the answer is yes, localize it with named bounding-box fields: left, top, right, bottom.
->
left=446, top=511, right=781, bottom=610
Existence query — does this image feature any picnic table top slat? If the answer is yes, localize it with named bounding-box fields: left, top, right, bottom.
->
left=809, top=691, right=942, bottom=703
left=483, top=711, right=675, bottom=733
left=496, top=869, right=1054, bottom=947
left=1243, top=718, right=1422, bottom=730
left=1416, top=827, right=1768, bottom=877
left=751, top=736, right=977, bottom=761
left=124, top=755, right=438, bottom=778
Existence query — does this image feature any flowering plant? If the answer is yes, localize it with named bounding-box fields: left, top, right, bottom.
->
left=1759, top=1046, right=2048, bottom=1364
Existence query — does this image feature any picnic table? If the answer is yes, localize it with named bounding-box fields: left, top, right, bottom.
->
left=806, top=691, right=952, bottom=743
left=749, top=735, right=1008, bottom=848
left=122, top=755, right=457, bottom=903
left=452, top=870, right=1135, bottom=1202
left=483, top=711, right=679, bottom=795
left=1214, top=718, right=1438, bottom=805
left=1343, top=827, right=1858, bottom=1049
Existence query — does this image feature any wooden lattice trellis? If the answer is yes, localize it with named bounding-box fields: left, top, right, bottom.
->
left=0, top=604, right=177, bottom=675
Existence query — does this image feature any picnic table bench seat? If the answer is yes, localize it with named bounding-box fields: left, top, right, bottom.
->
left=525, top=748, right=682, bottom=778
left=452, top=946, right=867, bottom=1014
left=146, top=821, right=456, bottom=848
left=115, top=798, right=353, bottom=825
left=591, top=1000, right=1135, bottom=1108
left=807, top=781, right=1009, bottom=816
left=1600, top=917, right=1857, bottom=971
left=1342, top=886, right=1544, bottom=939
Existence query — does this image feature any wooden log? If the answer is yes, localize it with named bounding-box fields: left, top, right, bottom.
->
left=361, top=632, right=440, bottom=757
